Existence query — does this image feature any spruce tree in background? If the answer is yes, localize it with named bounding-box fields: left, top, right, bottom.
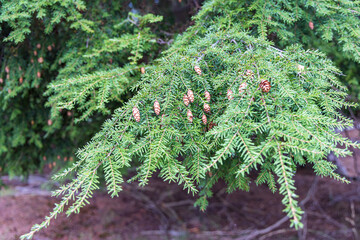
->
left=0, top=0, right=359, bottom=239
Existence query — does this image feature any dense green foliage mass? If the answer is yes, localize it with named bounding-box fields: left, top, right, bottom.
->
left=0, top=0, right=191, bottom=176
left=1, top=0, right=360, bottom=239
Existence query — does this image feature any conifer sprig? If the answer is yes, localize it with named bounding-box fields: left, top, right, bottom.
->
left=22, top=21, right=360, bottom=238
left=19, top=0, right=360, bottom=239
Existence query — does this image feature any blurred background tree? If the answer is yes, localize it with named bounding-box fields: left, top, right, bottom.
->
left=0, top=0, right=199, bottom=177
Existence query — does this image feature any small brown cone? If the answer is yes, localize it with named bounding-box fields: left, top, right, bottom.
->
left=227, top=89, right=234, bottom=100
left=309, top=21, right=314, bottom=30
left=245, top=69, right=254, bottom=78
left=183, top=94, right=190, bottom=106
left=19, top=77, right=23, bottom=84
left=205, top=90, right=210, bottom=102
left=260, top=80, right=271, bottom=93
left=187, top=89, right=194, bottom=103
left=296, top=64, right=305, bottom=72
left=133, top=107, right=140, bottom=122
left=204, top=103, right=210, bottom=113
left=140, top=67, right=145, bottom=74
left=187, top=109, right=193, bottom=123
left=194, top=66, right=202, bottom=76
left=154, top=100, right=160, bottom=115
left=239, top=82, right=247, bottom=93
left=202, top=114, right=207, bottom=125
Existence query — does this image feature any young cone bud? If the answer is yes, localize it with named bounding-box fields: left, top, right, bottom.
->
left=154, top=100, right=160, bottom=115
left=140, top=67, right=145, bottom=74
left=194, top=65, right=202, bottom=75
left=309, top=21, right=314, bottom=30
left=187, top=109, right=193, bottom=123
left=132, top=107, right=140, bottom=122
left=239, top=82, right=247, bottom=93
left=19, top=77, right=23, bottom=84
left=297, top=64, right=305, bottom=72
left=204, top=103, right=210, bottom=113
left=227, top=89, right=234, bottom=100
left=245, top=69, right=254, bottom=78
left=205, top=90, right=211, bottom=102
left=202, top=114, right=207, bottom=125
left=187, top=89, right=194, bottom=103
left=260, top=80, right=271, bottom=93
left=183, top=94, right=190, bottom=106
left=5, top=66, right=9, bottom=73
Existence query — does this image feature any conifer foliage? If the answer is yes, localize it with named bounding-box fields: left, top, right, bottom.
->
left=0, top=0, right=169, bottom=176
left=6, top=0, right=360, bottom=239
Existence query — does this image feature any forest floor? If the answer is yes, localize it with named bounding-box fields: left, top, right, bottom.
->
left=0, top=167, right=359, bottom=240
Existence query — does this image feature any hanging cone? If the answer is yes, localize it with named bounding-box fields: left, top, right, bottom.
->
left=183, top=94, right=190, bottom=106
left=154, top=100, right=160, bottom=115
left=194, top=66, right=202, bottom=76
left=297, top=64, right=305, bottom=72
left=259, top=80, right=271, bottom=93
left=187, top=109, right=193, bottom=123
left=204, top=103, right=210, bottom=113
left=205, top=90, right=211, bottom=102
left=227, top=89, right=234, bottom=100
left=239, top=82, right=247, bottom=93
left=187, top=89, right=194, bottom=103
left=309, top=21, right=314, bottom=30
left=245, top=69, right=254, bottom=78
left=202, top=114, right=207, bottom=125
left=132, top=106, right=140, bottom=122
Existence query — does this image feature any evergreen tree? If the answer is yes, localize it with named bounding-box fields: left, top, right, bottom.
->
left=0, top=0, right=184, bottom=176
left=0, top=0, right=358, bottom=239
